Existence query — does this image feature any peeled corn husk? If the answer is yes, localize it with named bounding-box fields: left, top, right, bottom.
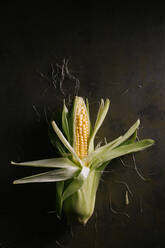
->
left=12, top=96, right=154, bottom=224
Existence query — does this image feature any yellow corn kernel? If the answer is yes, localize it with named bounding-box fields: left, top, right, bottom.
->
left=75, top=102, right=89, bottom=160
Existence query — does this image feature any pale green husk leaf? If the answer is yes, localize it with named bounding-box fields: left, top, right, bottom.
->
left=62, top=100, right=70, bottom=142
left=13, top=166, right=79, bottom=184
left=51, top=120, right=83, bottom=167
left=55, top=140, right=70, bottom=157
left=56, top=181, right=64, bottom=216
left=96, top=119, right=140, bottom=153
left=88, top=119, right=140, bottom=164
left=91, top=139, right=154, bottom=170
left=62, top=166, right=90, bottom=201
left=11, top=157, right=77, bottom=168
left=56, top=166, right=90, bottom=216
left=63, top=169, right=101, bottom=224
left=88, top=99, right=110, bottom=153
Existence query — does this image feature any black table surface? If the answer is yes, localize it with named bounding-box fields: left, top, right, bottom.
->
left=0, top=3, right=165, bottom=248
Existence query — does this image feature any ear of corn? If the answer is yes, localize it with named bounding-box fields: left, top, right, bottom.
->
left=72, top=96, right=90, bottom=162
left=12, top=96, right=155, bottom=224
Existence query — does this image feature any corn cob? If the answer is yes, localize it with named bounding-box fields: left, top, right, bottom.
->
left=12, top=96, right=155, bottom=224
left=74, top=98, right=89, bottom=160
left=73, top=97, right=90, bottom=163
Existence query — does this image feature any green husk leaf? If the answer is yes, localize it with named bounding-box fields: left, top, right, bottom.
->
left=13, top=167, right=79, bottom=184
left=92, top=139, right=154, bottom=169
left=56, top=181, right=64, bottom=216
left=63, top=169, right=101, bottom=225
left=86, top=98, right=90, bottom=117
left=89, top=119, right=140, bottom=165
left=62, top=166, right=90, bottom=201
left=51, top=120, right=83, bottom=167
left=106, top=139, right=154, bottom=160
left=49, top=126, right=70, bottom=157
left=86, top=98, right=92, bottom=134
left=11, top=157, right=77, bottom=168
left=55, top=140, right=70, bottom=157
left=112, top=119, right=140, bottom=148
left=62, top=100, right=70, bottom=142
left=121, top=129, right=137, bottom=145
left=88, top=99, right=110, bottom=153
left=87, top=136, right=122, bottom=165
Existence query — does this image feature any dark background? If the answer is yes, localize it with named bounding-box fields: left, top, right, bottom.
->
left=0, top=2, right=165, bottom=248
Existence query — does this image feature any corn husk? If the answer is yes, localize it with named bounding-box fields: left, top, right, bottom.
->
left=12, top=96, right=154, bottom=224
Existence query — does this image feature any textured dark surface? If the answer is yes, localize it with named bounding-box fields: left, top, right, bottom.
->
left=0, top=3, right=165, bottom=248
